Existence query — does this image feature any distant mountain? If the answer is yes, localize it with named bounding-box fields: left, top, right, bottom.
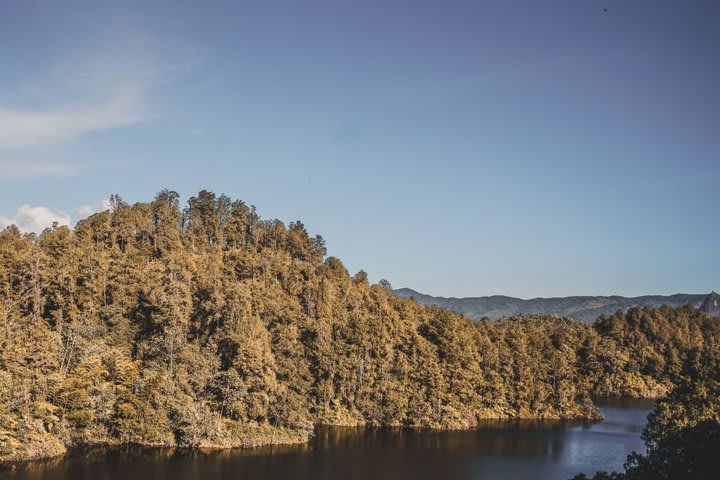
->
left=393, top=288, right=707, bottom=322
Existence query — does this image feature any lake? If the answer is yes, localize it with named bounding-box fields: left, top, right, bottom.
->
left=1, top=399, right=653, bottom=480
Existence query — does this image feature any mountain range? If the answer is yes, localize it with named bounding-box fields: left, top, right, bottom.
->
left=393, top=288, right=707, bottom=322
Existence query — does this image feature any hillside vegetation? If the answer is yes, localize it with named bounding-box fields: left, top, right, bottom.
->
left=1, top=190, right=718, bottom=463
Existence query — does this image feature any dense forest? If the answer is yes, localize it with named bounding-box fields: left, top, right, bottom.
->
left=1, top=190, right=719, bottom=463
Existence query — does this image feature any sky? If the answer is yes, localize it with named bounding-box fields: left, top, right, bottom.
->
left=0, top=0, right=718, bottom=298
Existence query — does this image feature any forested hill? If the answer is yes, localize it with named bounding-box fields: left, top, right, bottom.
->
left=1, top=190, right=719, bottom=464
left=394, top=288, right=705, bottom=322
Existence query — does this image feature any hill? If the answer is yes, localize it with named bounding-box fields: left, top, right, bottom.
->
left=1, top=190, right=718, bottom=464
left=394, top=288, right=705, bottom=322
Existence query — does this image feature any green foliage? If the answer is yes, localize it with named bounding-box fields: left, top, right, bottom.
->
left=0, top=190, right=718, bottom=463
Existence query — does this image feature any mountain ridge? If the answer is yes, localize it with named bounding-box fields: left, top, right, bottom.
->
left=394, top=288, right=707, bottom=322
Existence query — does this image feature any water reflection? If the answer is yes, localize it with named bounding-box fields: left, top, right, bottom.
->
left=1, top=402, right=652, bottom=480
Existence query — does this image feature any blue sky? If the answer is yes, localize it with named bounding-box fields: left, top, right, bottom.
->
left=0, top=0, right=718, bottom=298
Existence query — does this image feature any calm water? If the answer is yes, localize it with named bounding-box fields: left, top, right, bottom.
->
left=1, top=399, right=653, bottom=480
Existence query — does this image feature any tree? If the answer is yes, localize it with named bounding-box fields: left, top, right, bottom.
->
left=378, top=279, right=392, bottom=290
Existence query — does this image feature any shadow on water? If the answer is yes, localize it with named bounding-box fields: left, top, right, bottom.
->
left=1, top=402, right=653, bottom=480
left=594, top=397, right=656, bottom=409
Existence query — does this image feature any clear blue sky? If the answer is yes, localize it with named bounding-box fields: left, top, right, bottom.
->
left=0, top=0, right=718, bottom=298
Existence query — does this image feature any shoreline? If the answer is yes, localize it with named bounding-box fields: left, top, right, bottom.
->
left=0, top=407, right=603, bottom=468
left=0, top=426, right=311, bottom=467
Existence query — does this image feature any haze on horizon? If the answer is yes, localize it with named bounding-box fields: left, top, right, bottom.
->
left=0, top=0, right=718, bottom=298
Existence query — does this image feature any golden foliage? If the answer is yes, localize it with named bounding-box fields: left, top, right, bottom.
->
left=0, top=190, right=718, bottom=463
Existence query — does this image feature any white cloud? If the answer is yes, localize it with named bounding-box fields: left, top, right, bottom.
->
left=0, top=199, right=111, bottom=233
left=0, top=205, right=72, bottom=233
left=75, top=199, right=112, bottom=221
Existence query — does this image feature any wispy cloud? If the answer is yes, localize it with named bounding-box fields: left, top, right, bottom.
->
left=0, top=161, right=76, bottom=179
left=0, top=92, right=145, bottom=149
left=0, top=29, right=184, bottom=176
